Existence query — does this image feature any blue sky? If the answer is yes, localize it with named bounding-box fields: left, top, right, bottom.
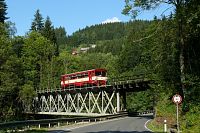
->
left=6, top=0, right=173, bottom=36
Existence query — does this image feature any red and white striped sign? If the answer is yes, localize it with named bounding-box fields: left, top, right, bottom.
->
left=172, top=94, right=182, bottom=104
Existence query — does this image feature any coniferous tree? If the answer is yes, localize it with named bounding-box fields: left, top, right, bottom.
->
left=55, top=26, right=67, bottom=51
left=0, top=0, right=8, bottom=23
left=42, top=16, right=58, bottom=55
left=42, top=16, right=56, bottom=43
left=30, top=9, right=44, bottom=32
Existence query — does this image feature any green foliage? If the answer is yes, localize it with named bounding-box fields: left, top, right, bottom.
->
left=122, top=0, right=164, bottom=18
left=30, top=9, right=44, bottom=32
left=127, top=90, right=153, bottom=112
left=54, top=26, right=67, bottom=51
left=19, top=83, right=36, bottom=111
left=42, top=16, right=56, bottom=43
left=0, top=23, right=23, bottom=121
left=0, top=0, right=8, bottom=23
left=5, top=21, right=17, bottom=37
left=182, top=104, right=200, bottom=132
left=12, top=36, right=24, bottom=58
left=66, top=21, right=148, bottom=48
left=22, top=31, right=54, bottom=89
left=42, top=16, right=58, bottom=56
left=88, top=39, right=124, bottom=55
left=19, top=83, right=36, bottom=101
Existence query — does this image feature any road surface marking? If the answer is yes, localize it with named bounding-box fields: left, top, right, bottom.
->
left=144, top=119, right=153, bottom=132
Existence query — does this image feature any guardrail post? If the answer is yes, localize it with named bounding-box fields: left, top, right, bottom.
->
left=164, top=120, right=167, bottom=132
left=58, top=122, right=60, bottom=127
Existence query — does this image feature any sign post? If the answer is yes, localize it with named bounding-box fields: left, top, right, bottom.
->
left=172, top=94, right=182, bottom=133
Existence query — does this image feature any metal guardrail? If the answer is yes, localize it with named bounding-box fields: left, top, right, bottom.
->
left=0, top=111, right=129, bottom=130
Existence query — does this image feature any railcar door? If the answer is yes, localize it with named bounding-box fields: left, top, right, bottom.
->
left=88, top=71, right=92, bottom=83
left=88, top=70, right=95, bottom=85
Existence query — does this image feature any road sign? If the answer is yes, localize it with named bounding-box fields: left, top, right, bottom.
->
left=172, top=94, right=182, bottom=104
left=172, top=94, right=182, bottom=133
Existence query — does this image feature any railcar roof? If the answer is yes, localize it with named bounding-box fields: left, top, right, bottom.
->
left=61, top=68, right=107, bottom=76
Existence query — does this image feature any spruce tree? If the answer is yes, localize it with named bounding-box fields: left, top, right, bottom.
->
left=30, top=9, right=44, bottom=32
left=54, top=26, right=67, bottom=50
left=42, top=16, right=58, bottom=55
left=0, top=0, right=8, bottom=23
left=42, top=16, right=56, bottom=43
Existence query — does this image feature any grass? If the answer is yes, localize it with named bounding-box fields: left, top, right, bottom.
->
left=147, top=119, right=164, bottom=132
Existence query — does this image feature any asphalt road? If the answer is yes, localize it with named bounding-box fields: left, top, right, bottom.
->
left=49, top=116, right=152, bottom=133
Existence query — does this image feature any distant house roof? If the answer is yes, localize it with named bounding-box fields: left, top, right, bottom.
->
left=91, top=45, right=96, bottom=48
left=80, top=47, right=90, bottom=51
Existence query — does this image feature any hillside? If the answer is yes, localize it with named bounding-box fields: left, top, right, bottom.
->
left=66, top=20, right=151, bottom=55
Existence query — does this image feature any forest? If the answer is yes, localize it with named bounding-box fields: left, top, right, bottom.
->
left=0, top=0, right=200, bottom=132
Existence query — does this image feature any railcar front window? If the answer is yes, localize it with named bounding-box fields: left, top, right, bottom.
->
left=102, top=71, right=106, bottom=76
left=95, top=72, right=101, bottom=76
left=95, top=71, right=106, bottom=76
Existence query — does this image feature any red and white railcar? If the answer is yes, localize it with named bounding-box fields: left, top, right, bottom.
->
left=61, top=68, right=107, bottom=88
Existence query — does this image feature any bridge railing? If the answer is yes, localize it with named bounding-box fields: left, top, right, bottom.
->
left=108, top=73, right=150, bottom=84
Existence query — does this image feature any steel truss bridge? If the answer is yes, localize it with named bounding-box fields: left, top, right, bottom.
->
left=32, top=75, right=151, bottom=116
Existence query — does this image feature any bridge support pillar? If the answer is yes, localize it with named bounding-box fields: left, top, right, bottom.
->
left=116, top=92, right=120, bottom=112
left=122, top=91, right=127, bottom=110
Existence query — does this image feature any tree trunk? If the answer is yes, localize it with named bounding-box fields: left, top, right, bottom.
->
left=177, top=3, right=186, bottom=99
left=179, top=43, right=186, bottom=98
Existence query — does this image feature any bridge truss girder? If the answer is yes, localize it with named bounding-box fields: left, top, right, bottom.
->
left=37, top=91, right=121, bottom=116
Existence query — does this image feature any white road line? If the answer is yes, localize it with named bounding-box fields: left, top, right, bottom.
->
left=144, top=119, right=153, bottom=132
left=68, top=117, right=127, bottom=131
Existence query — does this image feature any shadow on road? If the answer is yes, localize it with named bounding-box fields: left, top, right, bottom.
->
left=128, top=112, right=154, bottom=118
left=47, top=130, right=164, bottom=133
left=88, top=131, right=163, bottom=133
left=48, top=130, right=71, bottom=133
